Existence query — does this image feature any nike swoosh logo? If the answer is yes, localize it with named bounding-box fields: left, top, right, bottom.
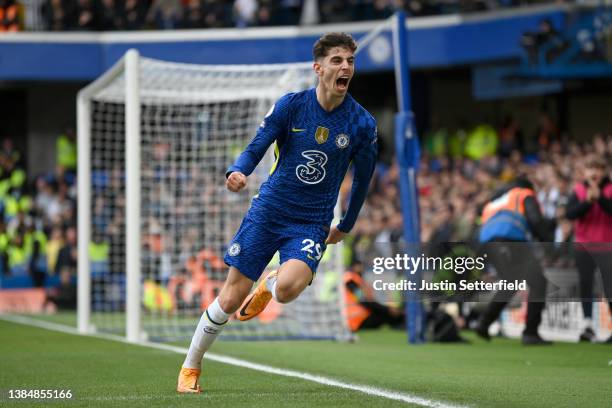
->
left=239, top=297, right=254, bottom=317
left=292, top=128, right=306, bottom=132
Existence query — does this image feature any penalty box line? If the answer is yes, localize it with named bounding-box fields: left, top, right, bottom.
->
left=1, top=314, right=468, bottom=408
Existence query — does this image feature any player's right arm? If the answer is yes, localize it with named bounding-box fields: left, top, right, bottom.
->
left=226, top=171, right=247, bottom=192
left=225, top=93, right=293, bottom=191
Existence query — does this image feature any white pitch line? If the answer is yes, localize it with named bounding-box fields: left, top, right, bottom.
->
left=1, top=314, right=468, bottom=408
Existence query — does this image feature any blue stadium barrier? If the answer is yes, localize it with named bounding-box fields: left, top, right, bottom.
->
left=0, top=273, right=60, bottom=289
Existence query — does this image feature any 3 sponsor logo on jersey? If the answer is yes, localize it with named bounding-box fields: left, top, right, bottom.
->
left=335, top=133, right=349, bottom=149
left=228, top=243, right=241, bottom=256
left=296, top=150, right=327, bottom=184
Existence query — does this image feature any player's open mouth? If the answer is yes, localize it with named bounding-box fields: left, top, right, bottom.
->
left=336, top=76, right=349, bottom=90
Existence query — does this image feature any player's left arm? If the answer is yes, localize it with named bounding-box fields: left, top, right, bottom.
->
left=327, top=123, right=378, bottom=244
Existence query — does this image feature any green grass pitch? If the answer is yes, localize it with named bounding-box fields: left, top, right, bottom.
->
left=0, top=314, right=611, bottom=407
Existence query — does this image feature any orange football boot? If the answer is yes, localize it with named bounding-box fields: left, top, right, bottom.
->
left=237, top=270, right=278, bottom=321
left=177, top=367, right=202, bottom=394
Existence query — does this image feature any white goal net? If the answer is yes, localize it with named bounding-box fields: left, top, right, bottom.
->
left=77, top=51, right=350, bottom=342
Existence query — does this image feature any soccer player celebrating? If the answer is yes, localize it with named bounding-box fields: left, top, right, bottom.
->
left=178, top=32, right=378, bottom=393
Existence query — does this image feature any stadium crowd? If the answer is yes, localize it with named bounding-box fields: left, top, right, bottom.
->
left=342, top=117, right=612, bottom=340
left=345, top=117, right=612, bottom=258
left=0, top=130, right=77, bottom=289
left=0, top=0, right=569, bottom=32
left=2, top=116, right=611, bottom=281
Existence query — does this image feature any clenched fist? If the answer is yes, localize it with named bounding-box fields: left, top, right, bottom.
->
left=226, top=171, right=247, bottom=192
left=325, top=226, right=347, bottom=245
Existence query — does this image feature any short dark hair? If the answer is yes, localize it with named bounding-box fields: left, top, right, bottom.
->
left=313, top=32, right=357, bottom=61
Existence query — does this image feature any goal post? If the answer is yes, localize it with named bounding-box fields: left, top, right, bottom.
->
left=124, top=49, right=142, bottom=343
left=77, top=53, right=128, bottom=336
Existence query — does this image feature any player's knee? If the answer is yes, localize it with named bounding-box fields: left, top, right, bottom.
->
left=218, top=286, right=249, bottom=314
left=218, top=295, right=240, bottom=314
left=274, top=284, right=299, bottom=304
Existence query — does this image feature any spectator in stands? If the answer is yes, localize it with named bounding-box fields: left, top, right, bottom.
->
left=498, top=115, right=523, bottom=158
left=423, top=117, right=448, bottom=160
left=41, top=0, right=68, bottom=31
left=70, top=0, right=97, bottom=31
left=45, top=226, right=63, bottom=275
left=255, top=0, right=277, bottom=26
left=565, top=156, right=612, bottom=343
left=98, top=0, right=120, bottom=30
left=117, top=0, right=147, bottom=30
left=406, top=0, right=438, bottom=17
left=181, top=0, right=203, bottom=28
left=0, top=0, right=21, bottom=32
left=44, top=269, right=76, bottom=311
left=448, top=121, right=468, bottom=160
left=375, top=0, right=397, bottom=19
left=146, top=0, right=183, bottom=30
left=90, top=230, right=110, bottom=276
left=25, top=221, right=47, bottom=287
left=56, top=126, right=76, bottom=178
left=319, top=0, right=351, bottom=24
left=0, top=155, right=26, bottom=200
left=277, top=0, right=302, bottom=25
left=534, top=111, right=558, bottom=152
left=521, top=18, right=567, bottom=65
left=55, top=225, right=77, bottom=277
left=202, top=0, right=231, bottom=28
left=464, top=122, right=499, bottom=160
left=34, top=177, right=55, bottom=224
left=5, top=231, right=28, bottom=277
left=427, top=203, right=454, bottom=251
left=46, top=182, right=74, bottom=227
left=0, top=220, right=8, bottom=275
left=233, top=0, right=257, bottom=27
left=7, top=209, right=29, bottom=236
left=1, top=138, right=21, bottom=167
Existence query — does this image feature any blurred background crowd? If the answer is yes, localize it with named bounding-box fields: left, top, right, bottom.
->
left=0, top=130, right=77, bottom=285
left=1, top=111, right=610, bottom=286
left=0, top=0, right=574, bottom=32
left=342, top=118, right=611, bottom=264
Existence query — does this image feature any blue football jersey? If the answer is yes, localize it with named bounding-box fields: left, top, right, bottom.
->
left=227, top=88, right=377, bottom=231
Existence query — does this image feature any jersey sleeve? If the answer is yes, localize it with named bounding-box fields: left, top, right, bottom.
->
left=337, top=120, right=378, bottom=233
left=226, top=93, right=293, bottom=177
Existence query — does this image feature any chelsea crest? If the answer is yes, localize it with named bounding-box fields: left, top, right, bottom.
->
left=228, top=243, right=241, bottom=256
left=335, top=134, right=349, bottom=149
